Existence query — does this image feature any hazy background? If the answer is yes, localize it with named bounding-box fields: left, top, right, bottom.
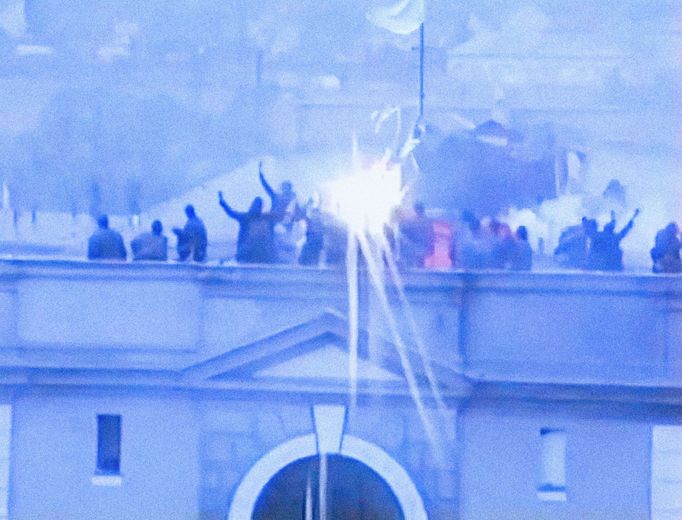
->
left=0, top=0, right=679, bottom=265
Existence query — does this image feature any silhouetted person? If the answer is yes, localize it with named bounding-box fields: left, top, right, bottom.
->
left=651, top=222, right=682, bottom=273
left=323, top=216, right=348, bottom=266
left=87, top=214, right=127, bottom=261
left=173, top=205, right=207, bottom=262
left=489, top=220, right=515, bottom=269
left=299, top=207, right=325, bottom=266
left=273, top=200, right=306, bottom=264
left=554, top=217, right=597, bottom=269
left=459, top=214, right=493, bottom=269
left=399, top=202, right=434, bottom=268
left=219, top=192, right=277, bottom=263
left=131, top=220, right=168, bottom=261
left=602, top=179, right=627, bottom=209
left=587, top=209, right=639, bottom=271
left=450, top=211, right=474, bottom=267
left=258, top=162, right=297, bottom=223
left=509, top=226, right=533, bottom=271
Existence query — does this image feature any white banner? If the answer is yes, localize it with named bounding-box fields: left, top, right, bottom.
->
left=366, top=0, right=424, bottom=35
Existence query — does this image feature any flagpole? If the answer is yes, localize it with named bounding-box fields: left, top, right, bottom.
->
left=419, top=22, right=424, bottom=118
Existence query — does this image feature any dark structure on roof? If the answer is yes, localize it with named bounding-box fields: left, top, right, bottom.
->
left=412, top=120, right=558, bottom=216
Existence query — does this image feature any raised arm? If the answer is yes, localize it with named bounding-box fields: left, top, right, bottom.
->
left=218, top=191, right=242, bottom=220
left=258, top=161, right=275, bottom=200
left=617, top=208, right=640, bottom=240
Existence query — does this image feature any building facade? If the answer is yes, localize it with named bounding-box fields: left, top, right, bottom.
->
left=0, top=259, right=680, bottom=519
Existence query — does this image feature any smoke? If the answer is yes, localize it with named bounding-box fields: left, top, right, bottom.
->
left=501, top=147, right=680, bottom=271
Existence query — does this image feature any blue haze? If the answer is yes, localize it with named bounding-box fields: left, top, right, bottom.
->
left=0, top=3, right=680, bottom=519
left=0, top=1, right=678, bottom=218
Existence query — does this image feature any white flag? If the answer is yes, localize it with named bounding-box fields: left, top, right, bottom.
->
left=366, top=0, right=424, bottom=35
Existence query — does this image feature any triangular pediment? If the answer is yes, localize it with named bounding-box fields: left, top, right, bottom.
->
left=253, top=342, right=402, bottom=382
left=182, top=309, right=402, bottom=384
left=182, top=308, right=467, bottom=394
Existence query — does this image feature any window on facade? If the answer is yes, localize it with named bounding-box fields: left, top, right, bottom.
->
left=651, top=425, right=682, bottom=520
left=537, top=428, right=567, bottom=502
left=96, top=415, right=121, bottom=475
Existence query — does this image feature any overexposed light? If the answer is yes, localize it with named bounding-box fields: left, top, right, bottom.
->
left=327, top=158, right=403, bottom=234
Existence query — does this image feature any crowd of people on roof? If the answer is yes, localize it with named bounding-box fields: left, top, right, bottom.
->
left=86, top=165, right=682, bottom=274
left=553, top=209, right=640, bottom=272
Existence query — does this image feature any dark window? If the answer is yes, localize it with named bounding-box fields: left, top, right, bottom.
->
left=96, top=415, right=121, bottom=475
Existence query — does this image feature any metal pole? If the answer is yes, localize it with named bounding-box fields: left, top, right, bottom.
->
left=419, top=22, right=425, bottom=118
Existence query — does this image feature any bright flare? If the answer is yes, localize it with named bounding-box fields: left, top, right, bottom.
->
left=327, top=158, right=403, bottom=235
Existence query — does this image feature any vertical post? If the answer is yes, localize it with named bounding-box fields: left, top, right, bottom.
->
left=419, top=22, right=425, bottom=118
left=304, top=472, right=313, bottom=520
left=256, top=50, right=263, bottom=88
left=318, top=453, right=327, bottom=520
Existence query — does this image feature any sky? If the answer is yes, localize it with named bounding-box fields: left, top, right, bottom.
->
left=0, top=0, right=678, bottom=239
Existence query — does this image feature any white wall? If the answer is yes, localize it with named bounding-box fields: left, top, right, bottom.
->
left=652, top=425, right=682, bottom=520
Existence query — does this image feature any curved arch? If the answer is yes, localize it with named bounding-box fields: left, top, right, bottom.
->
left=228, top=434, right=317, bottom=520
left=341, top=435, right=428, bottom=520
left=227, top=433, right=427, bottom=520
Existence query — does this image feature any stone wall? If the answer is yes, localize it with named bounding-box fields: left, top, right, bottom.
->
left=10, top=389, right=201, bottom=520
left=459, top=401, right=653, bottom=520
left=197, top=399, right=313, bottom=519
